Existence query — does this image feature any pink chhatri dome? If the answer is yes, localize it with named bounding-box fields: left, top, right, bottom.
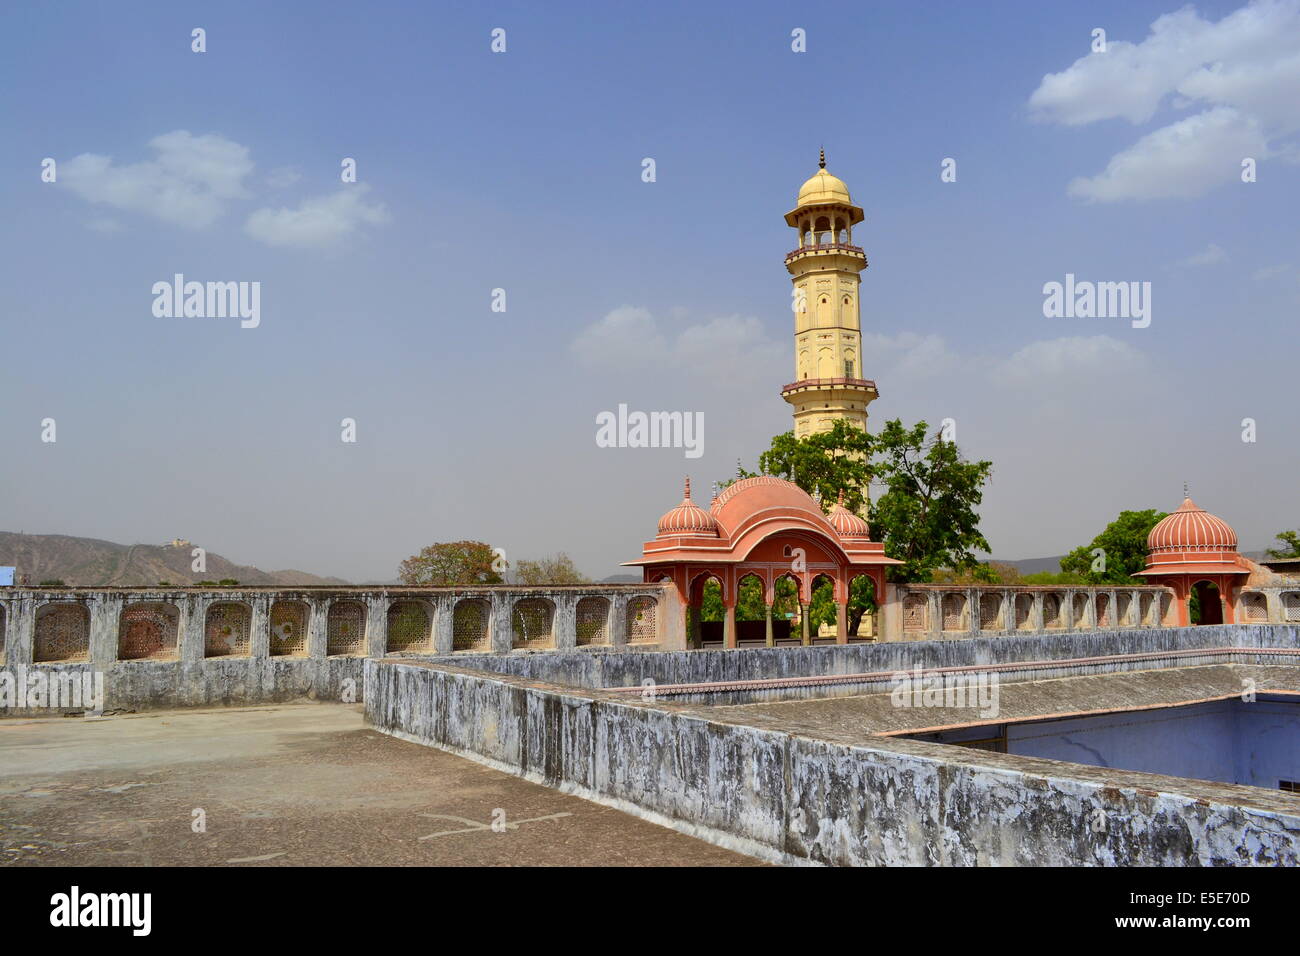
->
left=1147, top=497, right=1238, bottom=553
left=827, top=490, right=871, bottom=540
left=656, top=477, right=720, bottom=538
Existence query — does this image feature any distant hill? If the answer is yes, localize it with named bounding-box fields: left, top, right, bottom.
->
left=997, top=555, right=1064, bottom=576
left=0, top=532, right=349, bottom=587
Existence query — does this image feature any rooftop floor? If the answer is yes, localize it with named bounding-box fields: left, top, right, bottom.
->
left=0, top=704, right=758, bottom=867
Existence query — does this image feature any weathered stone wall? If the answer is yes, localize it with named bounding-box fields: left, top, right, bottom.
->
left=365, top=654, right=1300, bottom=866
left=0, top=584, right=675, bottom=714
left=428, top=623, right=1300, bottom=699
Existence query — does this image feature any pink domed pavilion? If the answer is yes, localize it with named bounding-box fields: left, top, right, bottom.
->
left=628, top=476, right=900, bottom=647
left=1137, top=496, right=1252, bottom=625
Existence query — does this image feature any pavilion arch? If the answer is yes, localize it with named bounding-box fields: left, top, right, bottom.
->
left=453, top=598, right=491, bottom=651
left=205, top=602, right=251, bottom=658
left=626, top=597, right=658, bottom=644
left=808, top=573, right=836, bottom=639
left=270, top=600, right=310, bottom=657
left=941, top=593, right=967, bottom=632
left=119, top=602, right=180, bottom=660
left=902, top=593, right=927, bottom=634
left=35, top=603, right=90, bottom=663
left=387, top=600, right=432, bottom=653
left=1241, top=592, right=1267, bottom=623
left=1042, top=593, right=1063, bottom=629
left=978, top=593, right=1002, bottom=630
left=512, top=597, right=555, bottom=650
left=847, top=574, right=877, bottom=639
left=327, top=601, right=367, bottom=656
left=1281, top=592, right=1300, bottom=623
left=576, top=596, right=610, bottom=646
left=735, top=574, right=767, bottom=645
left=1014, top=593, right=1034, bottom=630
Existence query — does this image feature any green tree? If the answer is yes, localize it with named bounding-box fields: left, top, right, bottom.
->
left=514, top=552, right=590, bottom=585
left=739, top=419, right=874, bottom=514
left=739, top=418, right=992, bottom=584
left=398, top=541, right=503, bottom=586
left=1267, top=529, right=1300, bottom=559
left=736, top=576, right=767, bottom=621
left=868, top=420, right=993, bottom=582
left=1059, top=509, right=1167, bottom=584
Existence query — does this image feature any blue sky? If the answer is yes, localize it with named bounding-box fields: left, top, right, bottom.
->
left=2, top=0, right=1297, bottom=581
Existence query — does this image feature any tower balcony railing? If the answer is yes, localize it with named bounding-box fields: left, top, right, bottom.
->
left=781, top=376, right=878, bottom=394
left=785, top=242, right=865, bottom=262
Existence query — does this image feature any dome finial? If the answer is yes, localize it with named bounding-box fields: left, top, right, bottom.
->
left=819, top=146, right=826, bottom=169
left=684, top=476, right=692, bottom=500
left=1183, top=479, right=1189, bottom=500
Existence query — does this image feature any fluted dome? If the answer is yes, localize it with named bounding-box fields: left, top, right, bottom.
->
left=1147, top=497, right=1238, bottom=553
left=656, top=477, right=719, bottom=538
left=827, top=492, right=871, bottom=540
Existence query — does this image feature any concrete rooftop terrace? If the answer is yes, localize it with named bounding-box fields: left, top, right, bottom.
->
left=0, top=704, right=757, bottom=867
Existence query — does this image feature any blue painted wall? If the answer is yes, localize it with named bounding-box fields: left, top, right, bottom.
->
left=920, top=696, right=1299, bottom=791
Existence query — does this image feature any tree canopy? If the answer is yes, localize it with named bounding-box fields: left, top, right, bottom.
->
left=1058, top=509, right=1167, bottom=584
left=1267, top=529, right=1300, bottom=559
left=398, top=540, right=503, bottom=586
left=514, top=552, right=590, bottom=585
left=737, top=418, right=992, bottom=583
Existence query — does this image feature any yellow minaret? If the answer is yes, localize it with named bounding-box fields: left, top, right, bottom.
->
left=780, top=150, right=878, bottom=438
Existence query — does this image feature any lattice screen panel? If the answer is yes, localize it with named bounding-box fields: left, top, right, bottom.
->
left=511, top=599, right=555, bottom=649
left=626, top=598, right=658, bottom=643
left=327, top=601, right=367, bottom=655
left=575, top=597, right=609, bottom=645
left=35, top=605, right=90, bottom=662
left=386, top=602, right=431, bottom=653
left=270, top=601, right=309, bottom=656
left=119, top=603, right=180, bottom=660
left=453, top=599, right=491, bottom=651
left=205, top=603, right=251, bottom=657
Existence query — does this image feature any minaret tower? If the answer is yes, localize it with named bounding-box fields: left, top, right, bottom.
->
left=780, top=150, right=878, bottom=438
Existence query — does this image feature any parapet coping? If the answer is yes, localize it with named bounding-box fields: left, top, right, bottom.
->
left=596, top=646, right=1300, bottom=697
left=368, top=656, right=1300, bottom=820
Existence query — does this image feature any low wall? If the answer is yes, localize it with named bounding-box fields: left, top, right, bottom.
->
left=425, top=624, right=1300, bottom=701
left=364, top=654, right=1300, bottom=866
left=0, top=584, right=677, bottom=714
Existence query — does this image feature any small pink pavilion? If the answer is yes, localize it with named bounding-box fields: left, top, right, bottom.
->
left=628, top=476, right=900, bottom=647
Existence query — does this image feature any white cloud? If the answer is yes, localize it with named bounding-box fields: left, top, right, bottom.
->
left=1067, top=108, right=1269, bottom=201
left=1179, top=242, right=1227, bottom=267
left=570, top=306, right=668, bottom=367
left=244, top=185, right=389, bottom=247
left=860, top=331, right=960, bottom=380
left=264, top=166, right=302, bottom=188
left=59, top=131, right=253, bottom=228
left=85, top=218, right=124, bottom=234
left=1030, top=0, right=1300, bottom=201
left=570, top=308, right=783, bottom=386
left=1251, top=263, right=1293, bottom=279
left=992, top=335, right=1146, bottom=388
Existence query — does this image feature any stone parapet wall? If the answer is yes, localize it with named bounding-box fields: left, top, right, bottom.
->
left=364, top=651, right=1300, bottom=866
left=0, top=584, right=677, bottom=714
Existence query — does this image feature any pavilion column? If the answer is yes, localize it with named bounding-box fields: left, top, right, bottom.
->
left=835, top=602, right=848, bottom=645
left=800, top=603, right=811, bottom=645
left=764, top=603, right=774, bottom=647
left=723, top=603, right=737, bottom=649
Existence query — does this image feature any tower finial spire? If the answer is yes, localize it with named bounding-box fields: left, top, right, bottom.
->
left=819, top=146, right=826, bottom=169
